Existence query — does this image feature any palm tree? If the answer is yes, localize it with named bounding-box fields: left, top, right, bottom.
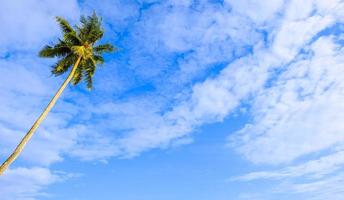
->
left=0, top=13, right=115, bottom=175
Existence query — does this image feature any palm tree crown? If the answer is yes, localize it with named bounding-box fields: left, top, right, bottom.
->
left=39, top=12, right=115, bottom=89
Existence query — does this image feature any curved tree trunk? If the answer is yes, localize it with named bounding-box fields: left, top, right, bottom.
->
left=0, top=56, right=82, bottom=176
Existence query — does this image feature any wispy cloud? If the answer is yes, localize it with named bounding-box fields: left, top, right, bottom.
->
left=226, top=0, right=344, bottom=199
left=234, top=149, right=344, bottom=181
left=0, top=167, right=59, bottom=200
left=231, top=35, right=344, bottom=164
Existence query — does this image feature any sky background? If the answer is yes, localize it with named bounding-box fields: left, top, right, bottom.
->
left=0, top=0, right=344, bottom=199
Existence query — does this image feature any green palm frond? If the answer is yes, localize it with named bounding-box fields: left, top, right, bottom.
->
left=94, top=44, right=115, bottom=54
left=56, top=17, right=81, bottom=45
left=78, top=12, right=104, bottom=44
left=51, top=54, right=77, bottom=75
left=40, top=12, right=116, bottom=90
left=39, top=45, right=70, bottom=58
left=85, top=73, right=93, bottom=89
left=93, top=55, right=104, bottom=65
left=84, top=67, right=95, bottom=89
left=79, top=58, right=96, bottom=89
left=71, top=66, right=83, bottom=85
left=64, top=32, right=82, bottom=45
left=56, top=17, right=74, bottom=34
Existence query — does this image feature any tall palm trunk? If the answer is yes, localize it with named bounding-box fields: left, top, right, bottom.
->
left=0, top=56, right=82, bottom=176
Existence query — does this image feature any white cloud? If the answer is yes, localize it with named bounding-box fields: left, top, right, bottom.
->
left=288, top=173, right=344, bottom=200
left=271, top=14, right=334, bottom=60
left=0, top=167, right=58, bottom=200
left=0, top=0, right=80, bottom=52
left=225, top=0, right=284, bottom=23
left=121, top=0, right=260, bottom=85
left=224, top=1, right=344, bottom=199
left=231, top=36, right=344, bottom=164
left=234, top=149, right=344, bottom=181
left=236, top=173, right=344, bottom=200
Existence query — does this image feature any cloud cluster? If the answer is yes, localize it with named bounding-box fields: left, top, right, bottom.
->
left=0, top=167, right=58, bottom=200
left=225, top=0, right=344, bottom=198
left=0, top=0, right=80, bottom=53
left=232, top=36, right=344, bottom=164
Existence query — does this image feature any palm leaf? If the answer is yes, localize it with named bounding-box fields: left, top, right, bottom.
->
left=71, top=65, right=83, bottom=85
left=51, top=54, right=76, bottom=75
left=56, top=17, right=74, bottom=34
left=94, top=44, right=115, bottom=54
left=84, top=72, right=93, bottom=90
left=81, top=58, right=96, bottom=90
left=64, top=32, right=82, bottom=45
left=93, top=55, right=104, bottom=64
left=78, top=12, right=104, bottom=43
left=39, top=45, right=70, bottom=58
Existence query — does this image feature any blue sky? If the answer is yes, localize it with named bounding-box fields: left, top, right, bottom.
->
left=0, top=0, right=344, bottom=199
